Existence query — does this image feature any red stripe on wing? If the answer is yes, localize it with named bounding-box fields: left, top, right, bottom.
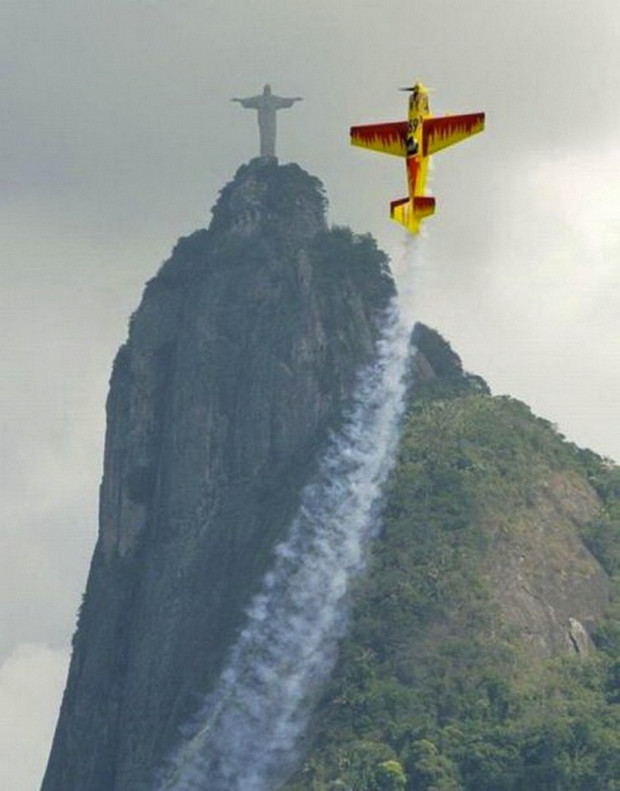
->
left=422, top=113, right=485, bottom=157
left=350, top=122, right=408, bottom=157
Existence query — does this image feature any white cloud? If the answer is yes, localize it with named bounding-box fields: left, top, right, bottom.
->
left=0, top=644, right=68, bottom=791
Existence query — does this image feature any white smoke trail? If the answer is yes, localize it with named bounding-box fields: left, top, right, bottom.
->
left=155, top=246, right=418, bottom=791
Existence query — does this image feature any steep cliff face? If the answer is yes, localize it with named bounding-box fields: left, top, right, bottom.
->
left=42, top=159, right=395, bottom=791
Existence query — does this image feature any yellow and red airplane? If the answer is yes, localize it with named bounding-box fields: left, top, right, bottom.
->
left=350, top=82, right=485, bottom=234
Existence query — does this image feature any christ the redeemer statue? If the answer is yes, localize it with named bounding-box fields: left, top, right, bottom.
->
left=232, top=84, right=303, bottom=159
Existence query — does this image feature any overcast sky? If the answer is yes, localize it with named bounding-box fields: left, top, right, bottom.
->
left=2, top=2, right=620, bottom=788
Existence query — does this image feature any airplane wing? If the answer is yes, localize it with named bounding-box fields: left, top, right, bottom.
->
left=422, top=113, right=485, bottom=157
left=350, top=121, right=408, bottom=157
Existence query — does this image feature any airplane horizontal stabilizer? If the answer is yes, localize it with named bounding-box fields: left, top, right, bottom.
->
left=350, top=122, right=407, bottom=157
left=413, top=196, right=436, bottom=218
left=390, top=196, right=436, bottom=234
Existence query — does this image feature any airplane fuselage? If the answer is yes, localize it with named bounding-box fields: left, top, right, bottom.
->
left=404, top=85, right=432, bottom=226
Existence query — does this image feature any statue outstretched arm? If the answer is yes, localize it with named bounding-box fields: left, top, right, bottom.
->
left=273, top=96, right=303, bottom=109
left=231, top=96, right=262, bottom=109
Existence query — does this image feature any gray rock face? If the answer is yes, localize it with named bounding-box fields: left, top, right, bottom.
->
left=41, top=159, right=395, bottom=791
left=486, top=468, right=610, bottom=659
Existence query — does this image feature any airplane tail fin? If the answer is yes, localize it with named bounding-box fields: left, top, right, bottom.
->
left=390, top=196, right=435, bottom=234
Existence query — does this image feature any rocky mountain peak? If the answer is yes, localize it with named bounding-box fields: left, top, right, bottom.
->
left=42, top=161, right=395, bottom=791
left=208, top=158, right=328, bottom=241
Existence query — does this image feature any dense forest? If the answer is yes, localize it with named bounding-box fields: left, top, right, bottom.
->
left=286, top=342, right=620, bottom=790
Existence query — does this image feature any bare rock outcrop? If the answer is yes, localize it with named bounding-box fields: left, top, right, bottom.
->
left=42, top=159, right=395, bottom=791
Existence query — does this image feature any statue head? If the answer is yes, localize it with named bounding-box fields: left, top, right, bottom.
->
left=263, top=84, right=272, bottom=95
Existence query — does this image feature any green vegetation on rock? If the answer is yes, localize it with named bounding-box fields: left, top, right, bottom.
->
left=286, top=352, right=620, bottom=791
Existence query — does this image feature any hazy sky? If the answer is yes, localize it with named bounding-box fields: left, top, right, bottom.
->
left=2, top=2, right=620, bottom=788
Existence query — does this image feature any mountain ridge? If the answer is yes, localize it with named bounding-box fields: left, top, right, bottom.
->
left=42, top=160, right=620, bottom=791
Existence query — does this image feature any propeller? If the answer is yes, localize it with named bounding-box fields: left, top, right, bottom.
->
left=399, top=83, right=432, bottom=93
